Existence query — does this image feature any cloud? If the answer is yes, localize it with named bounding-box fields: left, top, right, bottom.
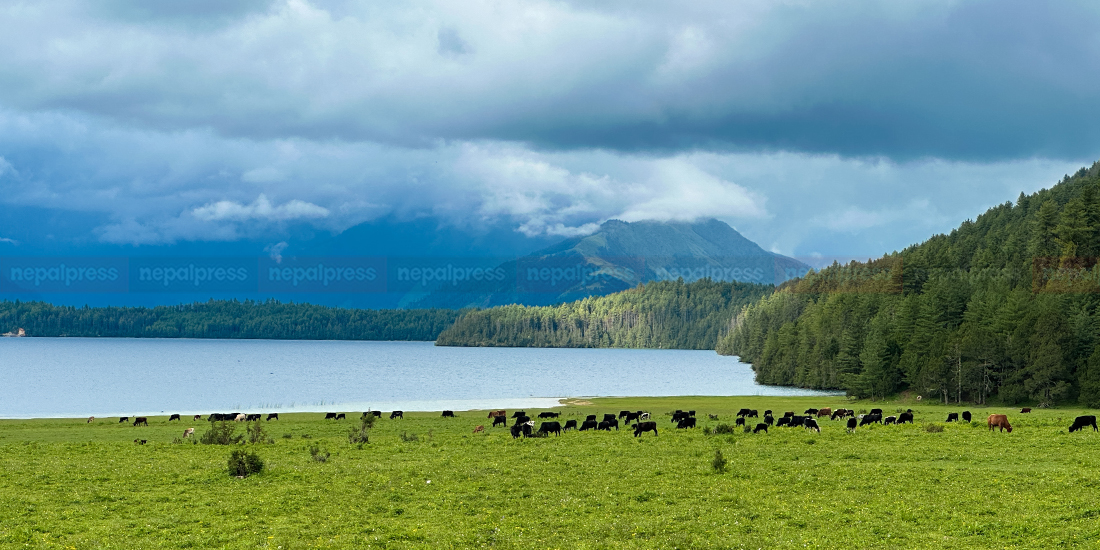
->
left=0, top=236, right=18, bottom=245
left=0, top=1, right=1096, bottom=160
left=192, top=194, right=329, bottom=222
left=264, top=241, right=288, bottom=263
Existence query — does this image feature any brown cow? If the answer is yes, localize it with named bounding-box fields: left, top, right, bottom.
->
left=183, top=427, right=195, bottom=438
left=988, top=414, right=1012, bottom=433
left=87, top=416, right=94, bottom=423
left=132, top=417, right=148, bottom=427
left=473, top=425, right=484, bottom=433
left=1020, top=408, right=1032, bottom=413
left=817, top=407, right=832, bottom=418
left=488, top=410, right=506, bottom=419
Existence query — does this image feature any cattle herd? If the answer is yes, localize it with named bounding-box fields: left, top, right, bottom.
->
left=92, top=406, right=1100, bottom=444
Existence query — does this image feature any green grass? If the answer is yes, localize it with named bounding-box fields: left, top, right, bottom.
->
left=2, top=397, right=1099, bottom=549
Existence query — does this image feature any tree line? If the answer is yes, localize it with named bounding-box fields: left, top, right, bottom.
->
left=719, top=161, right=1100, bottom=406
left=0, top=300, right=464, bottom=341
left=436, top=279, right=773, bottom=349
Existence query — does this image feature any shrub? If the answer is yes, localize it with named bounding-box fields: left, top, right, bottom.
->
left=710, top=423, right=736, bottom=435
left=282, top=434, right=293, bottom=439
left=309, top=445, right=329, bottom=463
left=400, top=431, right=419, bottom=442
left=200, top=422, right=243, bottom=445
left=247, top=420, right=272, bottom=444
left=227, top=450, right=264, bottom=478
left=924, top=423, right=944, bottom=433
left=711, top=449, right=727, bottom=473
left=348, top=415, right=373, bottom=444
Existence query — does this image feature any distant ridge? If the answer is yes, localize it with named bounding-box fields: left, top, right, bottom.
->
left=413, top=218, right=809, bottom=308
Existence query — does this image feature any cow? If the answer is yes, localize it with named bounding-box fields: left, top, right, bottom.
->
left=946, top=413, right=959, bottom=422
left=763, top=409, right=773, bottom=416
left=511, top=410, right=526, bottom=418
left=763, top=414, right=775, bottom=426
left=676, top=417, right=697, bottom=429
left=563, top=419, right=578, bottom=431
left=119, top=417, right=129, bottom=423
left=961, top=411, right=972, bottom=422
left=538, top=412, right=560, bottom=419
left=746, top=410, right=757, bottom=418
left=988, top=414, right=1012, bottom=433
left=817, top=408, right=832, bottom=418
left=134, top=439, right=146, bottom=445
left=267, top=413, right=279, bottom=421
left=736, top=408, right=751, bottom=417
left=735, top=417, right=746, bottom=427
left=859, top=414, right=881, bottom=427
left=870, top=408, right=883, bottom=416
left=623, top=412, right=642, bottom=423
left=708, top=414, right=719, bottom=420
left=473, top=425, right=484, bottom=433
left=783, top=411, right=795, bottom=418
left=639, top=412, right=650, bottom=421
left=87, top=416, right=94, bottom=423
left=804, top=418, right=820, bottom=432
left=133, top=417, right=148, bottom=427
left=597, top=421, right=613, bottom=431
left=325, top=412, right=337, bottom=420
left=247, top=414, right=262, bottom=421
left=1069, top=415, right=1098, bottom=432
left=776, top=416, right=791, bottom=427
left=830, top=410, right=845, bottom=420
left=689, top=410, right=697, bottom=417
left=538, top=421, right=562, bottom=436
left=492, top=415, right=508, bottom=427
left=335, top=413, right=345, bottom=420
left=169, top=414, right=181, bottom=422
left=233, top=413, right=246, bottom=422
left=883, top=416, right=897, bottom=425
left=371, top=411, right=382, bottom=417
left=580, top=420, right=599, bottom=431
left=602, top=413, right=617, bottom=422
left=633, top=421, right=658, bottom=437
left=846, top=418, right=857, bottom=432
left=585, top=414, right=598, bottom=422
left=522, top=421, right=536, bottom=437
left=193, top=414, right=202, bottom=421
left=671, top=411, right=691, bottom=423
left=390, top=411, right=403, bottom=419
left=603, top=418, right=619, bottom=430
left=183, top=427, right=195, bottom=438
left=1020, top=408, right=1032, bottom=413
left=510, top=423, right=530, bottom=439
left=513, top=415, right=530, bottom=426
left=488, top=410, right=506, bottom=419
left=753, top=423, right=768, bottom=434
left=898, top=412, right=914, bottom=424
left=790, top=416, right=806, bottom=427
left=804, top=408, right=819, bottom=415
left=442, top=410, right=455, bottom=418
left=618, top=410, right=632, bottom=419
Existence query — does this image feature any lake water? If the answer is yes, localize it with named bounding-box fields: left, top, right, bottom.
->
left=0, top=338, right=838, bottom=418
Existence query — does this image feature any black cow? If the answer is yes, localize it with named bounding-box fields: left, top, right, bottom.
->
left=492, top=415, right=508, bottom=427
left=946, top=413, right=959, bottom=422
left=538, top=421, right=562, bottom=436
left=776, top=417, right=791, bottom=427
left=623, top=412, right=642, bottom=423
left=763, top=410, right=773, bottom=416
left=335, top=413, right=345, bottom=420
left=805, top=408, right=819, bottom=415
left=790, top=416, right=806, bottom=427
left=846, top=418, right=857, bottom=432
left=132, top=417, right=148, bottom=427
left=735, top=417, right=746, bottom=427
left=859, top=413, right=881, bottom=427
left=1069, top=415, right=1098, bottom=432
left=168, top=414, right=181, bottom=422
left=961, top=411, right=972, bottom=422
left=325, top=413, right=337, bottom=420
left=883, top=416, right=896, bottom=425
left=898, top=412, right=914, bottom=424
left=510, top=423, right=533, bottom=439
left=764, top=414, right=775, bottom=426
left=736, top=408, right=751, bottom=417
left=804, top=418, right=820, bottom=432
left=783, top=411, right=795, bottom=418
left=563, top=419, right=578, bottom=431
left=753, top=423, right=768, bottom=433
left=676, top=417, right=696, bottom=429
left=633, top=421, right=658, bottom=437
left=247, top=414, right=261, bottom=421
left=580, top=420, right=599, bottom=431
left=267, top=413, right=279, bottom=421
left=119, top=417, right=129, bottom=423
left=870, top=408, right=883, bottom=416
left=748, top=410, right=758, bottom=418
left=442, top=410, right=455, bottom=418
left=512, top=410, right=527, bottom=418
left=390, top=411, right=403, bottom=419
left=585, top=414, right=598, bottom=422
left=618, top=410, right=632, bottom=419
left=513, top=415, right=530, bottom=426
left=671, top=411, right=691, bottom=423
left=603, top=418, right=619, bottom=430
left=602, top=413, right=617, bottom=422
left=538, top=412, right=560, bottom=419
left=597, top=421, right=613, bottom=431
left=688, top=410, right=697, bottom=417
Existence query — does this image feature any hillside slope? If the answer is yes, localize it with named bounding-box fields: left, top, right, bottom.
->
left=720, top=161, right=1100, bottom=406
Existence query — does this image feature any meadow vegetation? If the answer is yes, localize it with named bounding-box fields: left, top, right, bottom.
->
left=1, top=396, right=1098, bottom=549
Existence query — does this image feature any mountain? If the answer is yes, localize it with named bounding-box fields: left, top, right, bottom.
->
left=720, top=160, right=1100, bottom=406
left=412, top=218, right=810, bottom=308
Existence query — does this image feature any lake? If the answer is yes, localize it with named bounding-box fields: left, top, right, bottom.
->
left=0, top=338, right=839, bottom=418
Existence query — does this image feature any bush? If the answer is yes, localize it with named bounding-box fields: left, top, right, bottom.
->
left=309, top=445, right=329, bottom=463
left=400, top=431, right=419, bottom=442
left=711, top=449, right=727, bottom=473
left=348, top=415, right=374, bottom=444
left=924, top=423, right=944, bottom=433
left=200, top=422, right=243, bottom=445
left=228, top=450, right=264, bottom=477
left=247, top=420, right=272, bottom=444
left=710, top=423, right=736, bottom=435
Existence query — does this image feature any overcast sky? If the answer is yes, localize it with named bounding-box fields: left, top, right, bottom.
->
left=0, top=0, right=1097, bottom=258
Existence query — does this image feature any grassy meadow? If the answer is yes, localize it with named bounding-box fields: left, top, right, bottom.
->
left=1, top=396, right=1099, bottom=549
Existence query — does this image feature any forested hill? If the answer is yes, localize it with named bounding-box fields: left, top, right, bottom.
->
left=435, top=279, right=772, bottom=349
left=719, top=161, right=1100, bottom=406
left=0, top=300, right=464, bottom=340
